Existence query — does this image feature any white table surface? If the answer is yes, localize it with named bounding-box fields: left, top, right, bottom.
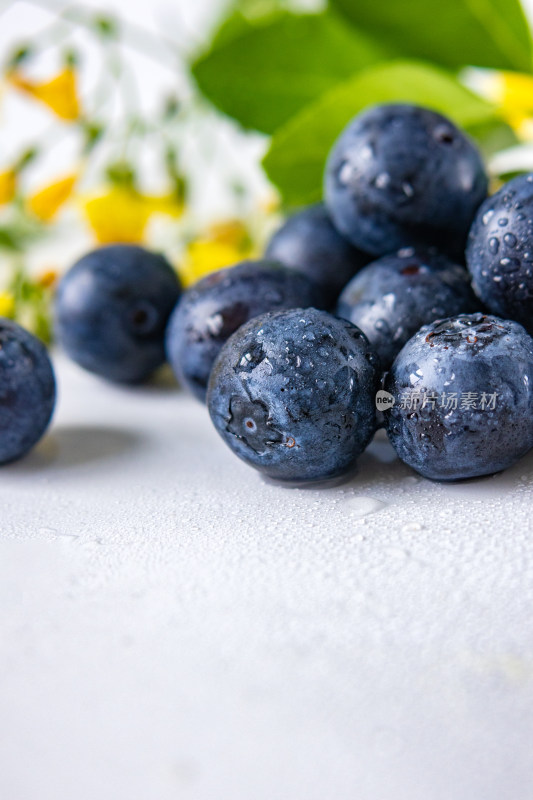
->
left=1, top=353, right=532, bottom=800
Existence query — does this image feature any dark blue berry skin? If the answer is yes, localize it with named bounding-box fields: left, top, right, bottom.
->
left=384, top=313, right=533, bottom=481
left=265, top=203, right=371, bottom=308
left=466, top=173, right=533, bottom=336
left=207, top=307, right=380, bottom=483
left=0, top=319, right=56, bottom=464
left=324, top=104, right=488, bottom=259
left=336, top=248, right=480, bottom=370
left=55, top=245, right=181, bottom=384
left=165, top=259, right=320, bottom=402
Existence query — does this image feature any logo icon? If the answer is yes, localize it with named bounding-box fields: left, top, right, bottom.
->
left=375, top=390, right=395, bottom=411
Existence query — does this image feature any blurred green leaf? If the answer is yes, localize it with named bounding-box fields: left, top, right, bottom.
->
left=0, top=228, right=21, bottom=252
left=15, top=147, right=38, bottom=172
left=93, top=15, right=119, bottom=39
left=8, top=264, right=53, bottom=344
left=465, top=119, right=519, bottom=159
left=205, top=10, right=254, bottom=48
left=106, top=161, right=136, bottom=188
left=263, top=60, right=498, bottom=206
left=209, top=0, right=325, bottom=47
left=82, top=121, right=104, bottom=153
left=330, top=0, right=532, bottom=72
left=63, top=48, right=79, bottom=67
left=208, top=9, right=273, bottom=48
left=0, top=210, right=44, bottom=252
left=6, top=45, right=32, bottom=70
left=192, top=12, right=387, bottom=133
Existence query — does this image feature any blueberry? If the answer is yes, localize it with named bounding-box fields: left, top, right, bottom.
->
left=165, top=259, right=320, bottom=402
left=0, top=319, right=56, bottom=464
left=55, top=244, right=181, bottom=383
left=384, top=313, right=533, bottom=480
left=207, top=307, right=380, bottom=483
left=466, top=173, right=533, bottom=335
left=265, top=203, right=371, bottom=308
left=324, top=104, right=488, bottom=258
left=336, top=248, right=480, bottom=369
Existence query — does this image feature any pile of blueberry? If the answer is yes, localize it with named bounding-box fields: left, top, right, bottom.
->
left=4, top=103, right=533, bottom=485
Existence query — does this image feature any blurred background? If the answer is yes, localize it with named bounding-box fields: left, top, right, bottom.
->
left=2, top=0, right=533, bottom=337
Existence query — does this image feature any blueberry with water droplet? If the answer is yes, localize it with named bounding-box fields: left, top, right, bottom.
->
left=55, top=244, right=181, bottom=383
left=165, top=260, right=320, bottom=401
left=265, top=203, right=371, bottom=308
left=207, top=308, right=380, bottom=483
left=324, top=104, right=488, bottom=259
left=467, top=173, right=533, bottom=335
left=336, top=248, right=479, bottom=369
left=384, top=313, right=533, bottom=480
left=0, top=319, right=56, bottom=464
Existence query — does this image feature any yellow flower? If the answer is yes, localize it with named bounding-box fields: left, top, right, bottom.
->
left=144, top=194, right=184, bottom=219
left=482, top=71, right=533, bottom=140
left=27, top=174, right=77, bottom=221
left=0, top=292, right=15, bottom=318
left=179, top=220, right=255, bottom=287
left=37, top=269, right=58, bottom=288
left=208, top=220, right=252, bottom=249
left=9, top=67, right=80, bottom=121
left=82, top=186, right=183, bottom=244
left=0, top=169, right=16, bottom=205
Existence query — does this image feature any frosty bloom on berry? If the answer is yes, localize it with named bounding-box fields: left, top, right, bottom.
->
left=325, top=104, right=488, bottom=259
left=384, top=313, right=533, bottom=480
left=207, top=308, right=380, bottom=483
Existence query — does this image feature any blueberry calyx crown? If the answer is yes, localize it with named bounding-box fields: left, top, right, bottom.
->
left=423, top=314, right=507, bottom=350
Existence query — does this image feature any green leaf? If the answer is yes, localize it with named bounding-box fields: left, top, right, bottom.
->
left=263, top=61, right=498, bottom=206
left=0, top=228, right=21, bottom=252
left=464, top=119, right=519, bottom=160
left=192, top=12, right=386, bottom=133
left=330, top=0, right=532, bottom=72
left=206, top=10, right=259, bottom=49
left=207, top=1, right=341, bottom=49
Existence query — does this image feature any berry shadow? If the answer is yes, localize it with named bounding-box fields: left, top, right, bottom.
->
left=116, top=363, right=180, bottom=394
left=342, top=429, right=411, bottom=489
left=261, top=430, right=407, bottom=491
left=6, top=424, right=143, bottom=472
left=440, top=445, right=533, bottom=498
